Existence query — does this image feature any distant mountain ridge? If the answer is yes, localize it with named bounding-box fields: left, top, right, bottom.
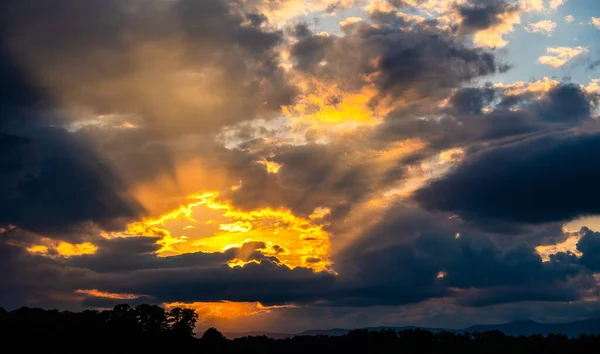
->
left=224, top=318, right=600, bottom=339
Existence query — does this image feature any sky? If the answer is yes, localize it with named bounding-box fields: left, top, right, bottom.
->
left=1, top=0, right=600, bottom=334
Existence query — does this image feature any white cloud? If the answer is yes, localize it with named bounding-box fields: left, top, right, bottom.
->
left=537, top=46, right=589, bottom=68
left=519, top=0, right=544, bottom=12
left=564, top=15, right=575, bottom=23
left=591, top=17, right=600, bottom=29
left=525, top=20, right=557, bottom=35
left=549, top=0, right=567, bottom=10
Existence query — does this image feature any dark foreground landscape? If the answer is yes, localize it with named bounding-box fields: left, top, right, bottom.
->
left=3, top=304, right=600, bottom=353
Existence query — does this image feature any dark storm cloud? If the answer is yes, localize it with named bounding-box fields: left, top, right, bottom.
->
left=456, top=284, right=581, bottom=307
left=449, top=86, right=496, bottom=115
left=0, top=236, right=90, bottom=309
left=216, top=142, right=382, bottom=218
left=67, top=237, right=272, bottom=273
left=576, top=227, right=600, bottom=272
left=0, top=0, right=296, bottom=133
left=535, top=84, right=592, bottom=123
left=0, top=0, right=297, bottom=188
left=214, top=87, right=592, bottom=224
left=107, top=261, right=335, bottom=305
left=0, top=42, right=142, bottom=236
left=414, top=132, right=600, bottom=225
left=330, top=205, right=588, bottom=307
left=289, top=15, right=502, bottom=103
left=0, top=232, right=332, bottom=309
left=0, top=129, right=142, bottom=235
left=1, top=208, right=599, bottom=311
left=379, top=83, right=596, bottom=156
left=456, top=0, right=520, bottom=32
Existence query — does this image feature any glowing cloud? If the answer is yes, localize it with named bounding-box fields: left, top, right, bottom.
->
left=27, top=241, right=98, bottom=258
left=164, top=301, right=297, bottom=332
left=76, top=289, right=142, bottom=300
left=525, top=20, right=557, bottom=35
left=538, top=46, right=589, bottom=68
left=472, top=10, right=521, bottom=48
left=495, top=77, right=560, bottom=96
left=549, top=0, right=567, bottom=10
left=112, top=191, right=333, bottom=271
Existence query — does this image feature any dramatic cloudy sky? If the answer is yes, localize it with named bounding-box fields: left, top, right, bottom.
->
left=1, top=0, right=600, bottom=333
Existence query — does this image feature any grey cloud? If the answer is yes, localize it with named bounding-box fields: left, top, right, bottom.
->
left=577, top=227, right=600, bottom=272
left=107, top=261, right=335, bottom=306
left=535, top=84, right=592, bottom=123
left=0, top=43, right=142, bottom=236
left=329, top=205, right=588, bottom=307
left=290, top=16, right=502, bottom=103
left=449, top=86, right=496, bottom=115
left=218, top=142, right=382, bottom=218
left=414, top=132, right=600, bottom=226
left=67, top=237, right=272, bottom=274
left=0, top=234, right=330, bottom=309
left=1, top=0, right=297, bottom=187
left=0, top=129, right=142, bottom=235
left=456, top=0, right=520, bottom=33
left=456, top=285, right=581, bottom=307
left=1, top=204, right=599, bottom=313
left=378, top=83, right=596, bottom=156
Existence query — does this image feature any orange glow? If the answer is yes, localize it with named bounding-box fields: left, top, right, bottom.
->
left=227, top=259, right=261, bottom=268
left=56, top=242, right=98, bottom=257
left=165, top=301, right=296, bottom=320
left=75, top=289, right=141, bottom=300
left=27, top=240, right=98, bottom=257
left=309, top=207, right=331, bottom=220
left=27, top=245, right=49, bottom=254
left=257, top=159, right=282, bottom=174
left=472, top=10, right=521, bottom=48
left=109, top=191, right=333, bottom=272
left=283, top=82, right=393, bottom=127
left=536, top=234, right=583, bottom=262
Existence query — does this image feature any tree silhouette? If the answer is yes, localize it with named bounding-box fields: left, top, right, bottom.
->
left=136, top=304, right=168, bottom=336
left=1, top=303, right=600, bottom=354
left=168, top=307, right=198, bottom=338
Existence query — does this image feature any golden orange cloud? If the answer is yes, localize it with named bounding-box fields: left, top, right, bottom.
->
left=107, top=191, right=333, bottom=272
left=536, top=234, right=583, bottom=262
left=495, top=77, right=560, bottom=96
left=75, top=289, right=141, bottom=300
left=538, top=46, right=589, bottom=68
left=27, top=240, right=98, bottom=257
left=165, top=301, right=296, bottom=332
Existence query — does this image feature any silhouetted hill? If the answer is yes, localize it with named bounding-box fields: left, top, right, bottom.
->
left=223, top=331, right=294, bottom=339
left=224, top=318, right=600, bottom=339
left=465, top=318, right=600, bottom=337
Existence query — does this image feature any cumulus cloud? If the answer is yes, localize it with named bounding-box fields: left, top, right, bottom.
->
left=3, top=0, right=600, bottom=333
left=538, top=46, right=589, bottom=68
left=549, top=0, right=567, bottom=10
left=525, top=20, right=557, bottom=35
left=592, top=17, right=600, bottom=29
left=290, top=14, right=502, bottom=106
left=456, top=0, right=522, bottom=48
left=565, top=15, right=575, bottom=23
left=0, top=43, right=142, bottom=237
left=415, top=131, right=600, bottom=226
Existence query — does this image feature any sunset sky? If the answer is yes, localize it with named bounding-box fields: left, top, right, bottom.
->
left=1, top=0, right=600, bottom=333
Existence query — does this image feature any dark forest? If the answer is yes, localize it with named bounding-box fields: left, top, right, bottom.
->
left=2, top=304, right=600, bottom=354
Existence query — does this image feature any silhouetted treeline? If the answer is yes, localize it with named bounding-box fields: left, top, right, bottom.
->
left=2, top=304, right=600, bottom=354
left=0, top=304, right=198, bottom=353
